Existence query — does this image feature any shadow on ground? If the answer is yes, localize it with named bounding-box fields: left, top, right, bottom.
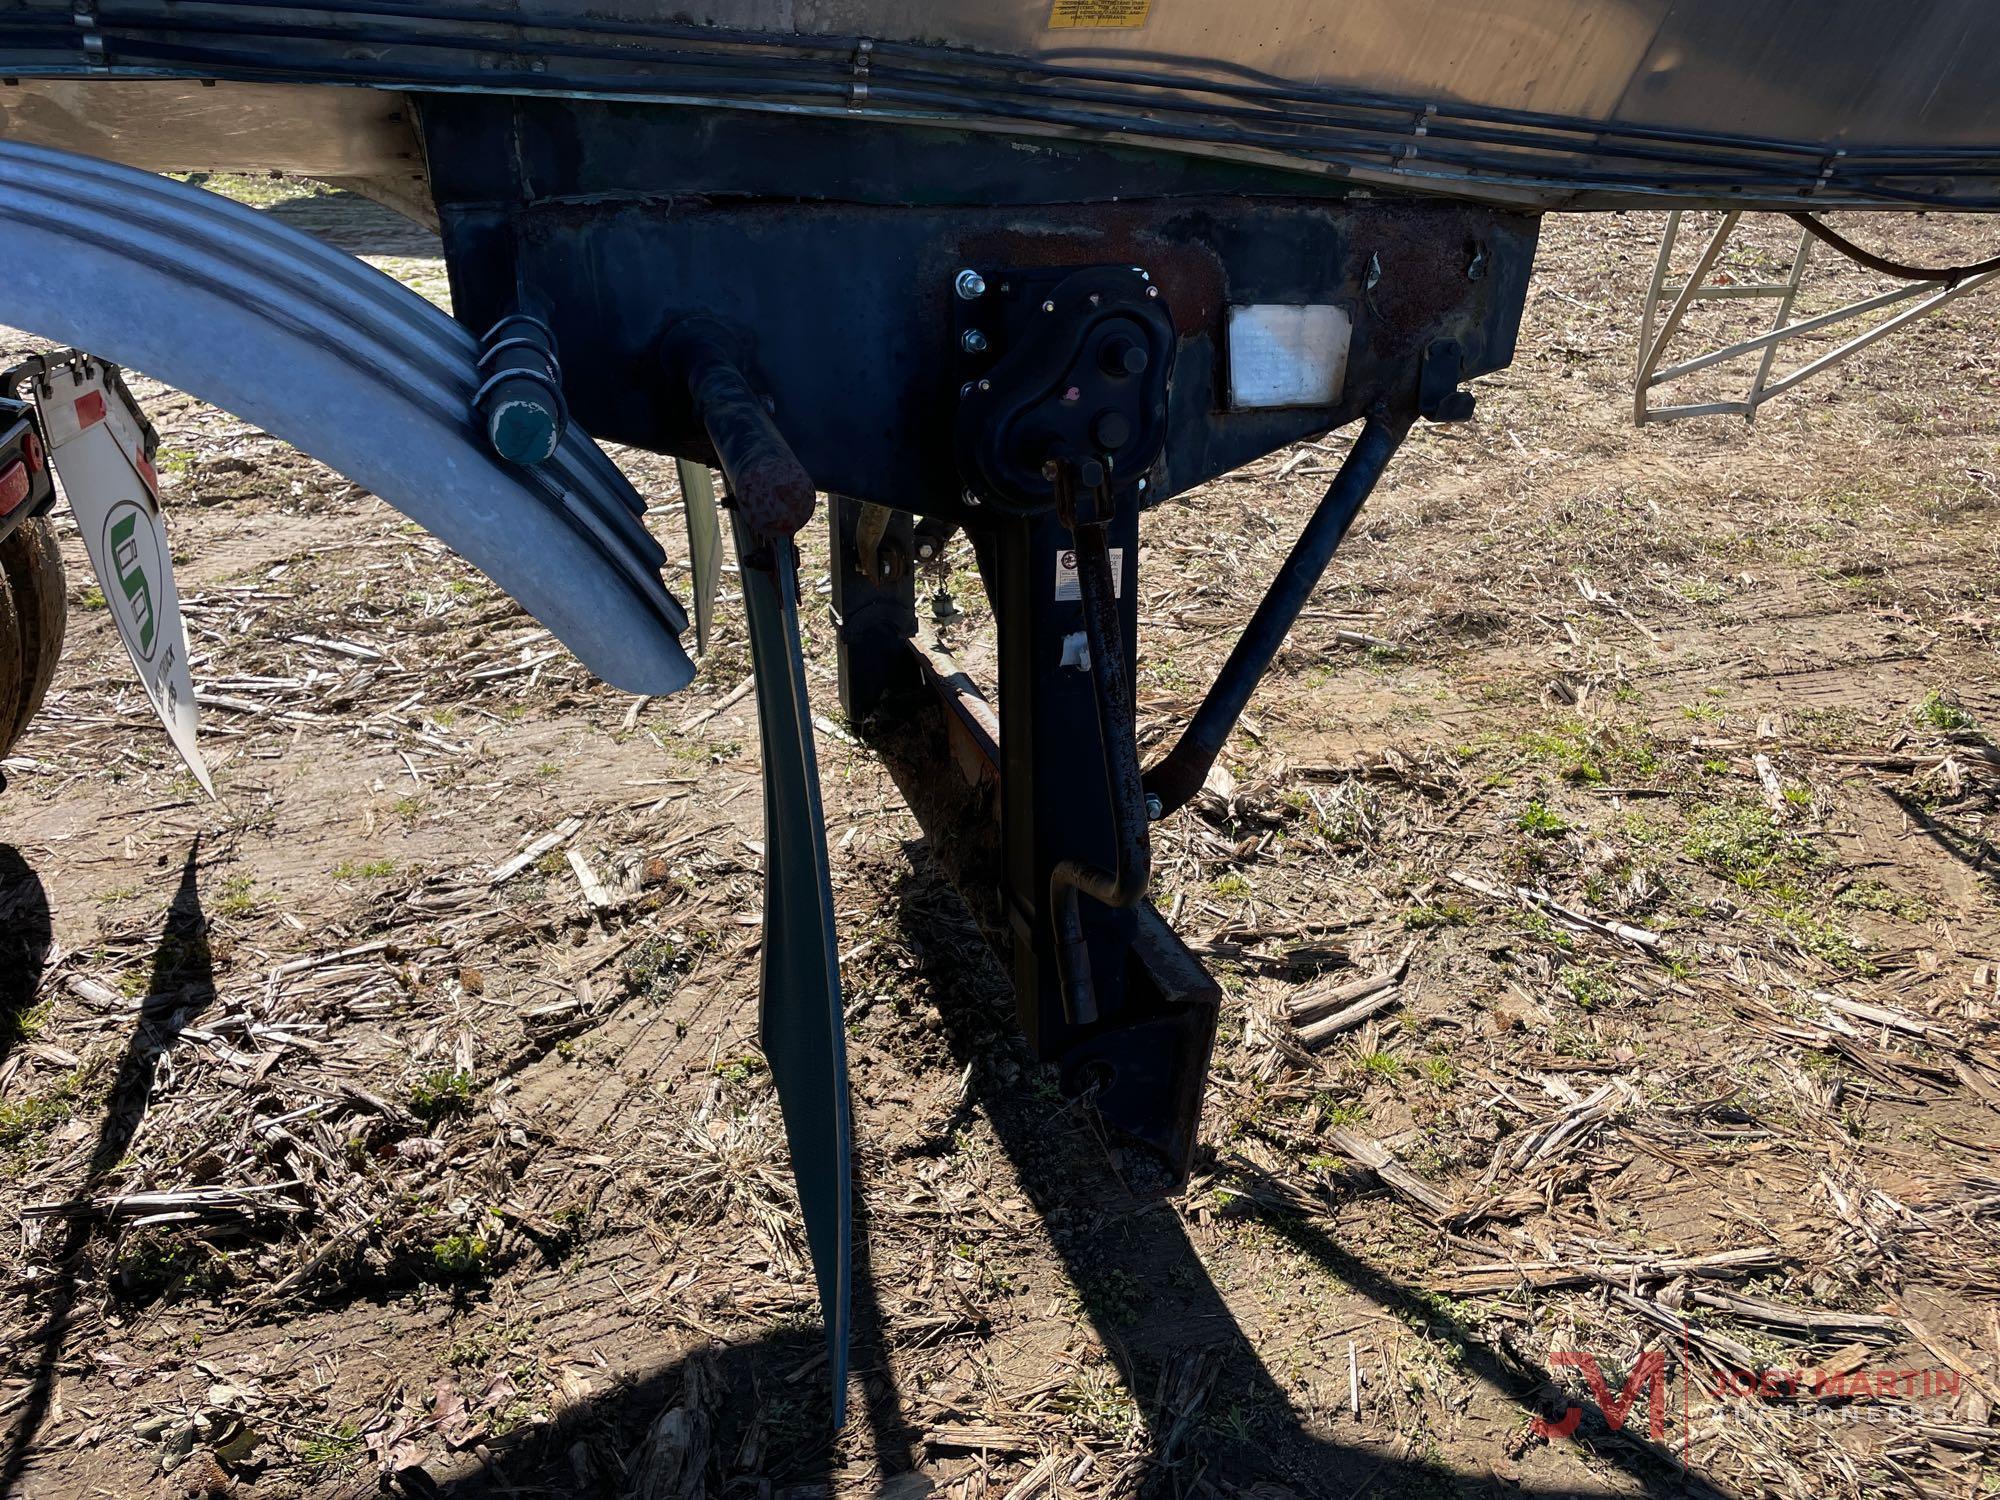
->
left=0, top=844, right=51, bottom=1064
left=1876, top=734, right=2000, bottom=894
left=1, top=840, right=216, bottom=1498
left=414, top=846, right=1715, bottom=1499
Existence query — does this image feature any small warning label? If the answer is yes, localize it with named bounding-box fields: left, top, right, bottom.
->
left=1054, top=547, right=1125, bottom=601
left=1048, top=0, right=1152, bottom=29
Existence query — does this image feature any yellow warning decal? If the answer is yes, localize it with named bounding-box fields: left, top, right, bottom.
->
left=1048, top=0, right=1152, bottom=29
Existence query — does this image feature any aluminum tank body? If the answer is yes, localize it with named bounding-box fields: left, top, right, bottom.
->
left=1, top=0, right=1998, bottom=209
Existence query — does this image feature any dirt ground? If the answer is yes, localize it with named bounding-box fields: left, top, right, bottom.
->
left=2, top=182, right=1998, bottom=1500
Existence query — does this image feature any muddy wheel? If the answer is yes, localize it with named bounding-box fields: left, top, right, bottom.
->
left=0, top=563, right=21, bottom=760
left=0, top=517, right=65, bottom=755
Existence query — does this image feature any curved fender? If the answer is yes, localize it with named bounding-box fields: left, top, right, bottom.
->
left=0, top=140, right=693, bottom=695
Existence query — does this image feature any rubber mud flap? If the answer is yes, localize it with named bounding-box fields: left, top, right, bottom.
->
left=0, top=517, right=66, bottom=748
left=731, top=507, right=852, bottom=1426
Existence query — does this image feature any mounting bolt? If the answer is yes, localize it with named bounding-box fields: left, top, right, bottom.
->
left=916, top=538, right=939, bottom=562
left=1145, top=285, right=1160, bottom=298
left=1145, top=794, right=1164, bottom=822
left=954, top=268, right=987, bottom=300
left=1041, top=299, right=1057, bottom=313
left=961, top=488, right=982, bottom=508
left=960, top=328, right=989, bottom=354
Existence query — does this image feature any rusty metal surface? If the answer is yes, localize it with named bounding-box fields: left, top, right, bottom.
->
left=665, top=322, right=819, bottom=540
left=910, top=624, right=1002, bottom=796
left=420, top=98, right=1541, bottom=520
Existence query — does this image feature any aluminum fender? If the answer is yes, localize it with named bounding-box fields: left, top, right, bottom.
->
left=0, top=140, right=693, bottom=695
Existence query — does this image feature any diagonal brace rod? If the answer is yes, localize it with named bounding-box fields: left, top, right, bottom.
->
left=1142, top=411, right=1409, bottom=819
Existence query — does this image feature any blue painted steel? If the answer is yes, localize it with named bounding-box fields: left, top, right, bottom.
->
left=0, top=139, right=694, bottom=695
left=732, top=507, right=852, bottom=1426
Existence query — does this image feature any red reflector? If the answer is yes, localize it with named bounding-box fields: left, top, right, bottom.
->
left=0, top=459, right=28, bottom=516
left=74, top=390, right=107, bottom=429
left=22, top=427, right=43, bottom=473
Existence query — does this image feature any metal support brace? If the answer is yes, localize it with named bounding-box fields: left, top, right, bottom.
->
left=1635, top=210, right=2000, bottom=425
left=1144, top=412, right=1409, bottom=819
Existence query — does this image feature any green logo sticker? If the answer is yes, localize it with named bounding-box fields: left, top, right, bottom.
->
left=103, top=502, right=160, bottom=661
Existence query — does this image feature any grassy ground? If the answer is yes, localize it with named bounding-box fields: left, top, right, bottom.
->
left=0, top=181, right=1997, bottom=1499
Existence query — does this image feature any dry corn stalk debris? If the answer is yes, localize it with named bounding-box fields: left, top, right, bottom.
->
left=5, top=202, right=2000, bottom=1498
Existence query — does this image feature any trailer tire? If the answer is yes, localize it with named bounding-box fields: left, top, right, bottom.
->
left=0, top=518, right=65, bottom=755
left=0, top=563, right=22, bottom=760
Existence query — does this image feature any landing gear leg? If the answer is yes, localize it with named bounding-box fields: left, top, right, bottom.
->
left=990, top=494, right=1217, bottom=1180
left=830, top=497, right=918, bottom=722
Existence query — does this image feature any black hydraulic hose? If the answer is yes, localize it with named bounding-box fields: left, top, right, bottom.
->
left=138, top=0, right=869, bottom=55
left=11, top=13, right=2000, bottom=204
left=1790, top=213, right=2000, bottom=285
left=49, top=39, right=1813, bottom=196
left=1143, top=411, right=1409, bottom=820
left=1048, top=483, right=1150, bottom=1030
left=83, top=0, right=1956, bottom=167
left=73, top=8, right=849, bottom=80
left=13, top=7, right=1992, bottom=187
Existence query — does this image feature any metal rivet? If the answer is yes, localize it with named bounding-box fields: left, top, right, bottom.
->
left=954, top=268, right=987, bottom=300
left=1041, top=299, right=1056, bottom=313
left=961, top=328, right=989, bottom=353
left=1145, top=285, right=1159, bottom=298
left=977, top=378, right=991, bottom=392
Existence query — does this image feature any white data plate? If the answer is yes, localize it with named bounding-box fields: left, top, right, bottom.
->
left=1054, top=546, right=1124, bottom=601
left=1226, top=304, right=1353, bottom=410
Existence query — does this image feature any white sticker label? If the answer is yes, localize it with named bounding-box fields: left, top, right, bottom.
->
left=44, top=373, right=212, bottom=797
left=1227, top=304, right=1353, bottom=410
left=1054, top=547, right=1124, bottom=602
